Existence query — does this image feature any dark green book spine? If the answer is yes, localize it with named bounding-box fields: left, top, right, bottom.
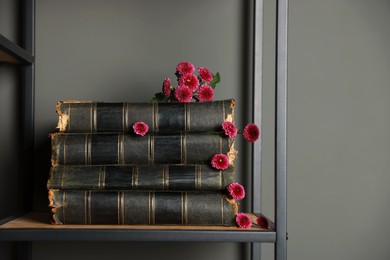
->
left=47, top=165, right=234, bottom=191
left=51, top=133, right=236, bottom=166
left=49, top=190, right=238, bottom=226
left=56, top=99, right=235, bottom=133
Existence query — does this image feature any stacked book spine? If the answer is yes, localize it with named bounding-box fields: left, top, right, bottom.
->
left=48, top=99, right=238, bottom=226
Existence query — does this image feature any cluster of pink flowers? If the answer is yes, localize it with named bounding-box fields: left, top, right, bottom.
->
left=235, top=213, right=270, bottom=229
left=153, top=61, right=220, bottom=103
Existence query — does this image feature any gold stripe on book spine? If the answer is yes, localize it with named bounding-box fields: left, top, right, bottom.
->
left=185, top=192, right=188, bottom=225
left=152, top=103, right=158, bottom=132
left=122, top=103, right=125, bottom=132
left=89, top=103, right=93, bottom=132
left=98, top=166, right=102, bottom=189
left=84, top=191, right=87, bottom=224
left=88, top=191, right=92, bottom=224
left=118, top=134, right=125, bottom=164
left=63, top=135, right=67, bottom=165
left=124, top=103, right=129, bottom=131
left=62, top=191, right=66, bottom=224
left=102, top=166, right=106, bottom=189
left=92, top=102, right=97, bottom=132
left=84, top=134, right=88, bottom=165
left=221, top=196, right=224, bottom=225
left=181, top=192, right=184, bottom=224
left=165, top=165, right=169, bottom=190
left=121, top=192, right=125, bottom=224
left=61, top=166, right=66, bottom=189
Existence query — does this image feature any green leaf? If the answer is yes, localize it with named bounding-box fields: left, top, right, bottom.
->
left=151, top=92, right=170, bottom=103
left=209, top=72, right=221, bottom=89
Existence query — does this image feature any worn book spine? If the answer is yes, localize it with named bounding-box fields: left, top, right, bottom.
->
left=49, top=190, right=238, bottom=226
left=47, top=165, right=234, bottom=191
left=56, top=99, right=235, bottom=133
left=51, top=133, right=237, bottom=166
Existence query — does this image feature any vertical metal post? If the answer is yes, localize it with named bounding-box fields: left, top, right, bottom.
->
left=275, top=0, right=288, bottom=260
left=22, top=0, right=35, bottom=213
left=251, top=0, right=263, bottom=259
left=20, top=1, right=35, bottom=259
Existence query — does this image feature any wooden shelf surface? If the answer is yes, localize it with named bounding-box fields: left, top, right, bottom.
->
left=0, top=212, right=276, bottom=242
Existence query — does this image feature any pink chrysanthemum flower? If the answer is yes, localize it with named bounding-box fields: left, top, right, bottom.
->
left=198, top=67, right=213, bottom=83
left=174, top=85, right=193, bottom=102
left=256, top=215, right=270, bottom=229
left=227, top=182, right=245, bottom=200
left=133, top=122, right=149, bottom=136
left=243, top=123, right=260, bottom=143
left=197, top=85, right=214, bottom=102
left=179, top=74, right=199, bottom=92
left=162, top=77, right=172, bottom=97
left=222, top=121, right=237, bottom=138
left=176, top=61, right=195, bottom=75
left=236, top=213, right=252, bottom=229
left=210, top=154, right=229, bottom=170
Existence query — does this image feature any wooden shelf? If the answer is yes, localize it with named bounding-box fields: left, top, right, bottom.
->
left=0, top=212, right=275, bottom=242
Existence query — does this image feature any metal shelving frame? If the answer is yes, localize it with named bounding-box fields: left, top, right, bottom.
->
left=0, top=0, right=287, bottom=259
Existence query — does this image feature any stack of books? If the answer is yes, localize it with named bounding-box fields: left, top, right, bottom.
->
left=48, top=99, right=239, bottom=226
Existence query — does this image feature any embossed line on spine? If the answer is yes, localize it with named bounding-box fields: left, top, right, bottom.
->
left=154, top=103, right=159, bottom=132
left=117, top=191, right=125, bottom=224
left=102, top=166, right=106, bottom=189
left=152, top=192, right=156, bottom=224
left=186, top=103, right=191, bottom=132
left=219, top=135, right=223, bottom=154
left=185, top=192, right=188, bottom=224
left=92, top=102, right=97, bottom=132
left=131, top=166, right=135, bottom=190
left=85, top=134, right=92, bottom=165
left=181, top=192, right=184, bottom=224
left=122, top=103, right=125, bottom=132
left=150, top=135, right=154, bottom=164
left=88, top=191, right=92, bottom=224
left=121, top=191, right=125, bottom=224
left=63, top=135, right=67, bottom=165
left=135, top=166, right=139, bottom=189
left=125, top=103, right=129, bottom=132
left=61, top=166, right=66, bottom=189
left=118, top=134, right=125, bottom=165
left=221, top=195, right=224, bottom=225
left=98, top=166, right=102, bottom=189
left=165, top=165, right=169, bottom=190
left=84, top=191, right=88, bottom=224
left=219, top=170, right=223, bottom=190
left=63, top=191, right=66, bottom=224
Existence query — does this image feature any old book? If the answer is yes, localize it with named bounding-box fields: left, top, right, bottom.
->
left=56, top=99, right=235, bottom=133
left=49, top=190, right=238, bottom=226
left=51, top=133, right=237, bottom=166
left=47, top=165, right=234, bottom=191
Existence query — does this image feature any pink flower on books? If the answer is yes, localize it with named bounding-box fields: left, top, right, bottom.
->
left=162, top=77, right=172, bottom=97
left=198, top=67, right=213, bottom=83
left=236, top=213, right=252, bottom=229
left=176, top=61, right=195, bottom=75
left=197, top=85, right=214, bottom=102
left=227, top=182, right=245, bottom=200
left=210, top=154, right=229, bottom=170
left=179, top=74, right=200, bottom=92
left=133, top=122, right=149, bottom=136
left=222, top=121, right=237, bottom=138
left=256, top=215, right=270, bottom=229
left=174, top=85, right=193, bottom=102
left=243, top=123, right=260, bottom=143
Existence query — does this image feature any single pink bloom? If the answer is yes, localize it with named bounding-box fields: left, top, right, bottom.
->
left=243, top=123, right=260, bottom=143
left=227, top=182, right=245, bottom=200
left=222, top=121, right=237, bottom=138
left=236, top=213, right=252, bottom=229
left=210, top=154, right=229, bottom=170
left=256, top=215, right=270, bottom=229
left=162, top=77, right=171, bottom=97
left=197, top=85, right=214, bottom=102
left=176, top=61, right=195, bottom=75
left=133, top=122, right=149, bottom=136
left=179, top=74, right=199, bottom=92
left=198, top=67, right=213, bottom=83
left=174, top=85, right=193, bottom=102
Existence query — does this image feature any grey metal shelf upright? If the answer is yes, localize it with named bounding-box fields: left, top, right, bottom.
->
left=0, top=0, right=287, bottom=260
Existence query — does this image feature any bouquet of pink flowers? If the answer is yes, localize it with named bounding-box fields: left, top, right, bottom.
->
left=152, top=61, right=220, bottom=103
left=148, top=61, right=268, bottom=229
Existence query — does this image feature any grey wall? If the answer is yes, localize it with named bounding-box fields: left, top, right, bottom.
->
left=1, top=0, right=389, bottom=259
